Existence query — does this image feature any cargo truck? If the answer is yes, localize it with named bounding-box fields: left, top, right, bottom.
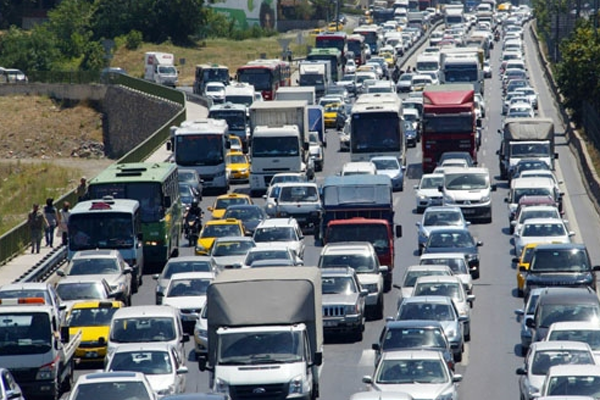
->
left=319, top=175, right=399, bottom=291
left=248, top=100, right=313, bottom=195
left=199, top=267, right=323, bottom=400
left=276, top=86, right=316, bottom=105
left=497, top=118, right=557, bottom=180
left=298, top=61, right=331, bottom=99
left=144, top=52, right=178, bottom=87
left=0, top=297, right=82, bottom=400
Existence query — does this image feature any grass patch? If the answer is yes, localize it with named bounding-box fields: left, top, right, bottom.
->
left=111, top=35, right=313, bottom=86
left=0, top=161, right=83, bottom=235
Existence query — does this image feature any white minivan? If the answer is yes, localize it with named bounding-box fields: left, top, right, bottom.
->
left=441, top=167, right=497, bottom=224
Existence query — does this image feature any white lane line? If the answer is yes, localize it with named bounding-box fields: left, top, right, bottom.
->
left=359, top=349, right=375, bottom=367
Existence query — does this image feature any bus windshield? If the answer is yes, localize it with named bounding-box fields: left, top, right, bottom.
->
left=352, top=112, right=401, bottom=153
left=89, top=182, right=163, bottom=223
left=347, top=41, right=362, bottom=56
left=208, top=111, right=246, bottom=130
left=444, top=68, right=478, bottom=83
left=69, top=212, right=134, bottom=251
left=237, top=69, right=273, bottom=91
left=175, top=134, right=225, bottom=166
left=202, top=68, right=229, bottom=83
left=316, top=38, right=345, bottom=52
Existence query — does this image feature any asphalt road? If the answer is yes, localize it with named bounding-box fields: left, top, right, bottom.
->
left=67, top=23, right=600, bottom=400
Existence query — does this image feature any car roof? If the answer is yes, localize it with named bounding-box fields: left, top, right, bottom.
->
left=213, top=236, right=254, bottom=243
left=256, top=218, right=298, bottom=228
left=381, top=349, right=444, bottom=360
left=546, top=364, right=600, bottom=377
left=414, top=275, right=462, bottom=284
left=423, top=206, right=463, bottom=213
left=78, top=371, right=147, bottom=383
left=112, top=305, right=179, bottom=318
left=322, top=242, right=374, bottom=253
left=521, top=217, right=565, bottom=225
left=57, top=276, right=108, bottom=284
left=548, top=321, right=600, bottom=331
left=419, top=252, right=468, bottom=260
left=406, top=264, right=453, bottom=272
left=321, top=266, right=356, bottom=276
left=168, top=272, right=215, bottom=281
left=108, top=341, right=176, bottom=354
left=401, top=295, right=453, bottom=305
left=72, top=249, right=121, bottom=259
left=534, top=243, right=586, bottom=251
left=530, top=340, right=593, bottom=352
left=538, top=288, right=599, bottom=305
left=276, top=182, right=319, bottom=189
left=385, top=320, right=444, bottom=330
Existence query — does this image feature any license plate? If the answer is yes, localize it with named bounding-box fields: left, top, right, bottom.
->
left=323, top=320, right=338, bottom=327
left=85, top=351, right=98, bottom=358
left=462, top=209, right=476, bottom=215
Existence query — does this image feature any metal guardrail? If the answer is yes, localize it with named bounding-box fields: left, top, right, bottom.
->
left=14, top=246, right=68, bottom=283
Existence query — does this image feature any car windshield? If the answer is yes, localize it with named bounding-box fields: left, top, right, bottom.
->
left=371, top=159, right=399, bottom=170
left=531, top=349, right=594, bottom=375
left=398, top=303, right=454, bottom=322
left=376, top=359, right=448, bottom=384
left=56, top=283, right=105, bottom=301
left=224, top=207, right=264, bottom=222
left=167, top=278, right=211, bottom=297
left=521, top=223, right=566, bottom=237
left=68, top=306, right=118, bottom=327
left=201, top=224, right=242, bottom=238
left=519, top=209, right=559, bottom=223
left=427, top=231, right=474, bottom=248
left=215, top=197, right=249, bottom=209
left=530, top=249, right=591, bottom=273
left=253, top=227, right=297, bottom=242
left=212, top=240, right=254, bottom=257
left=420, top=176, right=444, bottom=189
left=382, top=328, right=447, bottom=351
left=546, top=375, right=600, bottom=397
left=162, top=261, right=212, bottom=279
left=218, top=331, right=303, bottom=364
left=423, top=211, right=462, bottom=227
left=279, top=186, right=318, bottom=202
left=548, top=329, right=600, bottom=350
left=320, top=254, right=376, bottom=273
left=227, top=154, right=247, bottom=165
left=540, top=305, right=600, bottom=328
left=109, top=350, right=173, bottom=375
left=111, top=317, right=176, bottom=342
left=414, top=282, right=463, bottom=301
left=69, top=258, right=120, bottom=275
left=445, top=173, right=488, bottom=190
left=322, top=276, right=357, bottom=295
left=245, top=250, right=290, bottom=265
left=72, top=382, right=151, bottom=400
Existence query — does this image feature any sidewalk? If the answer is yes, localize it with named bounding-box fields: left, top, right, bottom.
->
left=0, top=99, right=208, bottom=286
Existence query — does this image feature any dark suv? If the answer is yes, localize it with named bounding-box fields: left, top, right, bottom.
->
left=527, top=287, right=600, bottom=342
left=523, top=243, right=600, bottom=298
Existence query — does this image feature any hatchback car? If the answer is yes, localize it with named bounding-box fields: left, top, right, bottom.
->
left=513, top=218, right=574, bottom=257
left=252, top=218, right=305, bottom=260
left=517, top=341, right=596, bottom=400
left=416, top=207, right=470, bottom=255
left=222, top=204, right=268, bottom=236
left=539, top=364, right=600, bottom=398
left=104, top=343, right=188, bottom=397
left=161, top=272, right=214, bottom=333
left=422, top=227, right=482, bottom=277
left=419, top=252, right=476, bottom=291
left=546, top=321, right=600, bottom=363
left=395, top=265, right=454, bottom=304
left=225, top=151, right=250, bottom=183
left=210, top=236, right=256, bottom=270
left=67, top=371, right=156, bottom=400
left=362, top=350, right=462, bottom=397
left=371, top=156, right=405, bottom=192
left=195, top=218, right=245, bottom=256
left=58, top=249, right=133, bottom=303
left=395, top=296, right=466, bottom=361
left=153, top=256, right=214, bottom=305
left=208, top=193, right=253, bottom=220
left=414, top=173, right=445, bottom=213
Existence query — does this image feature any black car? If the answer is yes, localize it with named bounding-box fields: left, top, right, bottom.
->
left=522, top=243, right=600, bottom=299
left=178, top=169, right=203, bottom=199
left=372, top=320, right=457, bottom=367
left=222, top=204, right=268, bottom=236
left=422, top=227, right=483, bottom=275
left=527, top=287, right=600, bottom=342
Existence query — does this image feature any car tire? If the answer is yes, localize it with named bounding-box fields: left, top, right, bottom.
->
left=454, top=350, right=462, bottom=363
left=520, top=345, right=528, bottom=357
left=517, top=288, right=524, bottom=298
left=353, top=325, right=364, bottom=342
left=464, top=326, right=471, bottom=342
left=132, top=276, right=139, bottom=294
left=416, top=206, right=425, bottom=214
left=374, top=296, right=384, bottom=320
left=384, top=277, right=392, bottom=293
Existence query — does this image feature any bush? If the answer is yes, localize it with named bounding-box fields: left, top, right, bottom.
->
left=125, top=30, right=143, bottom=50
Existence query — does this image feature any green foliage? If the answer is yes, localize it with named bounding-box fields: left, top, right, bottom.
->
left=556, top=19, right=600, bottom=122
left=0, top=25, right=61, bottom=71
left=125, top=30, right=144, bottom=50
left=80, top=41, right=107, bottom=71
left=46, top=0, right=95, bottom=58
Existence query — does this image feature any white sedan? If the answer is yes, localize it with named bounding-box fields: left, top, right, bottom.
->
left=414, top=173, right=445, bottom=213
left=513, top=217, right=575, bottom=256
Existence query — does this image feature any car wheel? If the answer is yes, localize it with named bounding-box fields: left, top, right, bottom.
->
left=464, top=324, right=471, bottom=342
left=416, top=206, right=425, bottom=214
left=520, top=345, right=528, bottom=357
left=454, top=350, right=462, bottom=363
left=132, top=276, right=139, bottom=294
left=353, top=325, right=364, bottom=342
left=374, top=296, right=384, bottom=320
left=517, top=288, right=524, bottom=298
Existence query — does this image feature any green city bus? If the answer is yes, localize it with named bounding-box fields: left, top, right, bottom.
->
left=88, top=162, right=182, bottom=271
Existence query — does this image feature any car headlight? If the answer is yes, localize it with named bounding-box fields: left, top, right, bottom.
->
left=417, top=193, right=428, bottom=201
left=215, top=170, right=226, bottom=178
left=36, top=366, right=54, bottom=381
left=446, top=329, right=457, bottom=339
left=214, top=378, right=230, bottom=394
left=289, top=374, right=306, bottom=395
left=196, top=245, right=207, bottom=253
left=363, top=283, right=378, bottom=293
left=436, top=389, right=456, bottom=400
left=157, top=384, right=176, bottom=395
left=345, top=304, right=360, bottom=314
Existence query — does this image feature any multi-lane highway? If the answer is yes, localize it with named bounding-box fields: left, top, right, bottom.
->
left=62, top=22, right=600, bottom=400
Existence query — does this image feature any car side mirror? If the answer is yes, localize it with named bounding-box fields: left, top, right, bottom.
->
left=413, top=185, right=419, bottom=190
left=514, top=309, right=524, bottom=317
left=526, top=318, right=535, bottom=328
left=152, top=274, right=160, bottom=280
left=198, top=356, right=212, bottom=372
left=372, top=343, right=380, bottom=351
left=518, top=265, right=527, bottom=272
left=516, top=367, right=527, bottom=375
left=362, top=376, right=373, bottom=384
left=491, top=184, right=497, bottom=191
left=392, top=283, right=402, bottom=290
left=314, top=352, right=323, bottom=366
left=437, top=185, right=443, bottom=192
left=554, top=152, right=559, bottom=159
left=379, top=266, right=389, bottom=274
left=476, top=119, right=482, bottom=127
left=477, top=241, right=483, bottom=246
left=467, top=294, right=476, bottom=303
left=593, top=265, right=600, bottom=271
left=360, top=289, right=369, bottom=297
left=182, top=334, right=190, bottom=343
left=60, top=326, right=70, bottom=344
left=452, top=374, right=463, bottom=383
left=57, top=270, right=66, bottom=277
left=166, top=141, right=172, bottom=151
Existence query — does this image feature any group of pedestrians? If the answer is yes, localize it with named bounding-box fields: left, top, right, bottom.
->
left=26, top=176, right=88, bottom=254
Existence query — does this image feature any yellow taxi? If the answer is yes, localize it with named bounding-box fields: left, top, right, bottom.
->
left=327, top=21, right=344, bottom=31
left=229, top=136, right=243, bottom=152
left=309, top=28, right=325, bottom=38
left=66, top=300, right=123, bottom=364
left=195, top=218, right=245, bottom=255
left=357, top=65, right=377, bottom=74
left=226, top=151, right=251, bottom=183
left=379, top=51, right=395, bottom=68
left=208, top=193, right=253, bottom=219
left=514, top=242, right=540, bottom=297
left=324, top=102, right=345, bottom=129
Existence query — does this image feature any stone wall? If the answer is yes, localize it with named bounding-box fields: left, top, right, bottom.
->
left=102, top=86, right=182, bottom=158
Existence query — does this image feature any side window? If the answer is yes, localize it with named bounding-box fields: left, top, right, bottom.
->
left=1, top=371, right=10, bottom=391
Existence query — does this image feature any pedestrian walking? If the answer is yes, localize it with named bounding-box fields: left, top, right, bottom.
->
left=58, top=201, right=70, bottom=246
left=28, top=203, right=48, bottom=254
left=76, top=176, right=88, bottom=202
left=43, top=198, right=59, bottom=247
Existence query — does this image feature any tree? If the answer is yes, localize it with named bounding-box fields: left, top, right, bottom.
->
left=556, top=19, right=600, bottom=122
left=46, top=0, right=95, bottom=59
left=0, top=25, right=61, bottom=71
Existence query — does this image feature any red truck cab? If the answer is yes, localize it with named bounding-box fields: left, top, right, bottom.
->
left=324, top=218, right=402, bottom=291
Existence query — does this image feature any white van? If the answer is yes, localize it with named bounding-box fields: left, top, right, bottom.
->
left=107, top=305, right=190, bottom=362
left=441, top=167, right=497, bottom=223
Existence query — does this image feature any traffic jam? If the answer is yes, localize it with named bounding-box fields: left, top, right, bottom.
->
left=2, top=1, right=599, bottom=400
